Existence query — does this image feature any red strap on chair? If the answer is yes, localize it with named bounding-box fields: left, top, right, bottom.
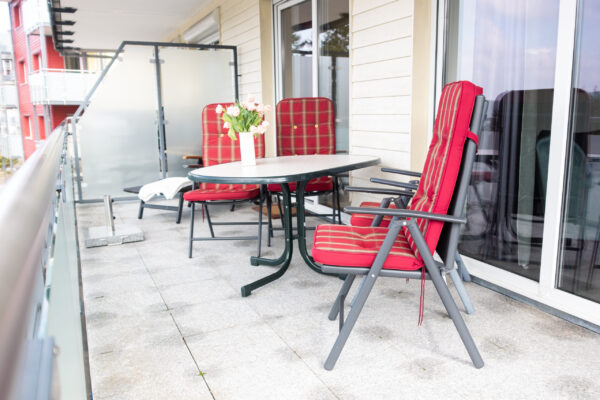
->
left=466, top=130, right=479, bottom=146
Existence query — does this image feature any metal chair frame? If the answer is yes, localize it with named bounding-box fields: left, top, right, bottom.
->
left=321, top=95, right=488, bottom=370
left=187, top=184, right=266, bottom=258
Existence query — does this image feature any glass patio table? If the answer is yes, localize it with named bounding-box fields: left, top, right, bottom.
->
left=188, top=154, right=380, bottom=296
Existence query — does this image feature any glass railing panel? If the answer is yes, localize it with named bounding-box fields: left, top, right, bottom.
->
left=45, top=145, right=88, bottom=398
left=78, top=46, right=162, bottom=198
left=159, top=47, right=236, bottom=177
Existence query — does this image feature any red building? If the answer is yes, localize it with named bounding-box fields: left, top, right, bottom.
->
left=9, top=0, right=79, bottom=158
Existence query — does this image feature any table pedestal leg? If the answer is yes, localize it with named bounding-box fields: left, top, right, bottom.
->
left=295, top=180, right=338, bottom=276
left=241, top=183, right=294, bottom=296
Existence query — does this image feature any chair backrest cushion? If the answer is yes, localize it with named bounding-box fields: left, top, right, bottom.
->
left=276, top=97, right=335, bottom=156
left=405, top=81, right=483, bottom=259
left=202, top=103, right=266, bottom=167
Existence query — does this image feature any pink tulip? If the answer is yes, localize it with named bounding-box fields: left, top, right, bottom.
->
left=223, top=121, right=230, bottom=129
left=247, top=94, right=256, bottom=103
left=227, top=106, right=240, bottom=117
left=261, top=120, right=269, bottom=128
left=215, top=104, right=224, bottom=114
left=256, top=104, right=264, bottom=113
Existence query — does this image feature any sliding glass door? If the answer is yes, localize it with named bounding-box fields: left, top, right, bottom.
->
left=439, top=0, right=600, bottom=324
left=274, top=0, right=350, bottom=212
left=275, top=0, right=349, bottom=154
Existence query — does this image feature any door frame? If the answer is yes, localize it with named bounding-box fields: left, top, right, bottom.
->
left=435, top=0, right=600, bottom=326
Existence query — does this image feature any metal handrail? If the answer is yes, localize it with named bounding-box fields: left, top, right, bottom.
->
left=0, top=124, right=66, bottom=399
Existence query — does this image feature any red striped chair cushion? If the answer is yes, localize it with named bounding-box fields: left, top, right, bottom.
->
left=184, top=184, right=260, bottom=202
left=349, top=201, right=396, bottom=227
left=267, top=176, right=333, bottom=193
left=312, top=224, right=423, bottom=270
left=203, top=103, right=265, bottom=167
left=276, top=97, right=335, bottom=156
left=402, top=81, right=482, bottom=261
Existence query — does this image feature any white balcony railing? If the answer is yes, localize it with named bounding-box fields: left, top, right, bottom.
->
left=29, top=69, right=99, bottom=105
left=22, top=0, right=50, bottom=33
left=0, top=84, right=18, bottom=107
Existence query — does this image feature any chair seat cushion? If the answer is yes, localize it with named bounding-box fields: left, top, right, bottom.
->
left=267, top=176, right=333, bottom=193
left=183, top=183, right=260, bottom=202
left=350, top=201, right=398, bottom=227
left=312, top=224, right=423, bottom=270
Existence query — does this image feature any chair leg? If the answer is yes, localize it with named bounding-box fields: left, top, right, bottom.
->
left=408, top=221, right=483, bottom=368
left=204, top=203, right=215, bottom=238
left=276, top=194, right=284, bottom=230
left=325, top=269, right=378, bottom=370
left=176, top=193, right=184, bottom=224
left=455, top=251, right=472, bottom=282
left=266, top=192, right=273, bottom=246
left=188, top=202, right=195, bottom=258
left=350, top=275, right=368, bottom=308
left=257, top=189, right=264, bottom=257
left=334, top=176, right=342, bottom=224
left=328, top=274, right=356, bottom=320
left=138, top=200, right=144, bottom=219
left=448, top=268, right=475, bottom=314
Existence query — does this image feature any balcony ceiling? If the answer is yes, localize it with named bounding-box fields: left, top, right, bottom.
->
left=58, top=0, right=212, bottom=50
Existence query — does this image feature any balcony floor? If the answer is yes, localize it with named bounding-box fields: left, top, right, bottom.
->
left=77, top=199, right=600, bottom=400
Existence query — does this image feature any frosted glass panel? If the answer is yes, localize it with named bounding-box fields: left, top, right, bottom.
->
left=160, top=48, right=235, bottom=177
left=79, top=46, right=161, bottom=198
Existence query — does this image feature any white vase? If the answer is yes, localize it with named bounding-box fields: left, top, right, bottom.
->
left=239, top=131, right=256, bottom=166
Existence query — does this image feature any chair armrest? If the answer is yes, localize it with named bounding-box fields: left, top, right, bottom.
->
left=183, top=155, right=203, bottom=160
left=183, top=164, right=203, bottom=169
left=370, top=177, right=419, bottom=191
left=380, top=167, right=422, bottom=178
left=345, top=186, right=414, bottom=197
left=343, top=207, right=466, bottom=224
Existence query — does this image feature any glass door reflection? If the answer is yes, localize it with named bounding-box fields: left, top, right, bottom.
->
left=444, top=0, right=560, bottom=281
left=557, top=0, right=600, bottom=303
left=280, top=0, right=313, bottom=99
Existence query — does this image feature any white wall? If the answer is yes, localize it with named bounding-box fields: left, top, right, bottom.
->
left=349, top=0, right=414, bottom=205
left=220, top=0, right=263, bottom=102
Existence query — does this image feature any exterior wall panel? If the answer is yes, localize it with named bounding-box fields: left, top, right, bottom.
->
left=349, top=0, right=414, bottom=205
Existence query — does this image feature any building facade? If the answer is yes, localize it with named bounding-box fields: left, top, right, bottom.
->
left=8, top=0, right=98, bottom=158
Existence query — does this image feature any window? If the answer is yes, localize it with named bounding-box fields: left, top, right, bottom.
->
left=32, top=53, right=41, bottom=71
left=1, top=59, right=13, bottom=78
left=64, top=55, right=81, bottom=70
left=38, top=116, right=45, bottom=139
left=23, top=115, right=31, bottom=139
left=13, top=4, right=21, bottom=28
left=17, top=60, right=26, bottom=84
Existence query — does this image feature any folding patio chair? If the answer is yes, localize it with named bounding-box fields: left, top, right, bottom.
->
left=345, top=167, right=473, bottom=283
left=185, top=103, right=266, bottom=258
left=311, top=81, right=487, bottom=370
left=266, top=97, right=341, bottom=245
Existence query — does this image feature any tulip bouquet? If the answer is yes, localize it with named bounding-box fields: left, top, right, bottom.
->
left=216, top=95, right=271, bottom=140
